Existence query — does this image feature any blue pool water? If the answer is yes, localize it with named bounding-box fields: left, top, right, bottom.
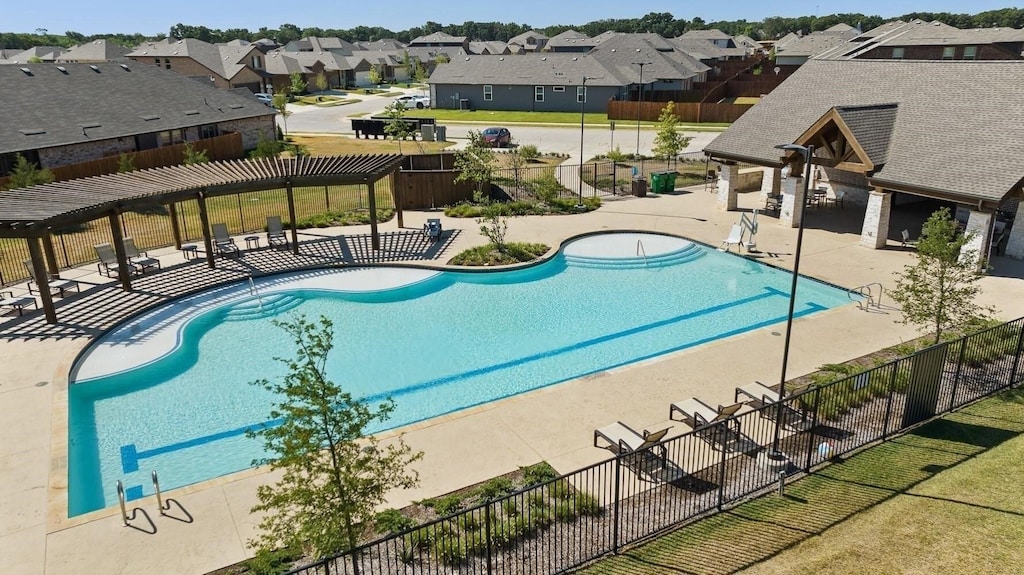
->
left=68, top=234, right=855, bottom=516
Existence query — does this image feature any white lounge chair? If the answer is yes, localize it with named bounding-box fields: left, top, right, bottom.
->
left=0, top=290, right=37, bottom=316
left=122, top=238, right=161, bottom=274
left=719, top=224, right=744, bottom=252
left=669, top=397, right=743, bottom=451
left=23, top=260, right=79, bottom=297
left=212, top=223, right=240, bottom=257
left=266, top=216, right=289, bottom=248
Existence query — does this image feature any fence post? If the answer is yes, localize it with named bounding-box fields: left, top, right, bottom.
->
left=612, top=455, right=621, bottom=554
left=58, top=233, right=71, bottom=268
left=716, top=427, right=728, bottom=511
left=325, top=185, right=331, bottom=211
left=236, top=194, right=245, bottom=233
left=350, top=549, right=359, bottom=575
left=803, top=387, right=822, bottom=471
left=1007, top=322, right=1024, bottom=386
left=323, top=556, right=331, bottom=575
left=949, top=339, right=968, bottom=411
left=882, top=362, right=898, bottom=439
left=484, top=500, right=493, bottom=575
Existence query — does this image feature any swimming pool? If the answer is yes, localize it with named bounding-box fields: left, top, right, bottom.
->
left=68, top=232, right=855, bottom=516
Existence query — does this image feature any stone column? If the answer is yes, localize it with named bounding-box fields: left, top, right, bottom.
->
left=759, top=167, right=781, bottom=201
left=779, top=175, right=806, bottom=228
left=860, top=189, right=892, bottom=248
left=716, top=163, right=739, bottom=211
left=962, top=210, right=993, bottom=266
left=1005, top=202, right=1024, bottom=260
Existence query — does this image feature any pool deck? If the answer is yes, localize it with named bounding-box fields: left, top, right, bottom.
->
left=3, top=185, right=1024, bottom=574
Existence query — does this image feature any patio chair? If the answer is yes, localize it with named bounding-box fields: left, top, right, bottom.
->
left=594, top=421, right=677, bottom=480
left=94, top=243, right=130, bottom=277
left=122, top=238, right=161, bottom=274
left=828, top=188, right=845, bottom=209
left=735, top=381, right=811, bottom=427
left=669, top=397, right=743, bottom=451
left=212, top=223, right=240, bottom=257
left=0, top=290, right=37, bottom=316
left=423, top=218, right=442, bottom=242
left=900, top=229, right=916, bottom=248
left=23, top=260, right=79, bottom=297
left=719, top=224, right=744, bottom=252
left=764, top=195, right=781, bottom=214
left=266, top=216, right=289, bottom=248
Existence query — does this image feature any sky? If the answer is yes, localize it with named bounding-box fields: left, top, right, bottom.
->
left=6, top=0, right=1020, bottom=36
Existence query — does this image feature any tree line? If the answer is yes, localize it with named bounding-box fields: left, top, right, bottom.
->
left=3, top=8, right=1023, bottom=50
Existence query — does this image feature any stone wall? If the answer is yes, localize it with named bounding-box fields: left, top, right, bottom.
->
left=736, top=167, right=763, bottom=192
left=216, top=116, right=276, bottom=150
left=38, top=137, right=137, bottom=168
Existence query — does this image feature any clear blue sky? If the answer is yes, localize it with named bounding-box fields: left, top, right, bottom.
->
left=7, top=0, right=1019, bottom=36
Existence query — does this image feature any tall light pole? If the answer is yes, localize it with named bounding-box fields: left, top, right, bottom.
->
left=577, top=76, right=588, bottom=209
left=632, top=61, right=651, bottom=157
left=769, top=142, right=814, bottom=460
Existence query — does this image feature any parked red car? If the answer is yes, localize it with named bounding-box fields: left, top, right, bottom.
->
left=481, top=127, right=512, bottom=148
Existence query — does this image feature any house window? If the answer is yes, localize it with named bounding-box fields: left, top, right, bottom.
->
left=483, top=85, right=492, bottom=101
left=892, top=47, right=904, bottom=60
left=963, top=46, right=977, bottom=60
left=198, top=124, right=219, bottom=139
left=577, top=86, right=586, bottom=103
left=535, top=86, right=544, bottom=102
left=942, top=47, right=955, bottom=60
left=164, top=58, right=171, bottom=69
left=154, top=58, right=160, bottom=66
left=251, top=55, right=262, bottom=69
left=157, top=129, right=184, bottom=147
left=552, top=86, right=565, bottom=92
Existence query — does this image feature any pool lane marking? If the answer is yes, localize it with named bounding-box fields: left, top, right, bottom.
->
left=119, top=288, right=821, bottom=471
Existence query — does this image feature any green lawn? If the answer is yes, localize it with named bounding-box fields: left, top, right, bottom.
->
left=402, top=109, right=730, bottom=131
left=582, top=388, right=1024, bottom=575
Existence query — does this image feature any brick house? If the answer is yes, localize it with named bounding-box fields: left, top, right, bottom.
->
left=814, top=19, right=1024, bottom=61
left=127, top=38, right=268, bottom=93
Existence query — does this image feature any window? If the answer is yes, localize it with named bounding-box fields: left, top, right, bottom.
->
left=251, top=55, right=262, bottom=69
left=483, top=84, right=492, bottom=101
left=552, top=86, right=565, bottom=92
left=164, top=58, right=171, bottom=70
left=577, top=86, right=586, bottom=103
left=198, top=124, right=219, bottom=139
left=942, top=47, right=955, bottom=60
left=154, top=57, right=160, bottom=66
left=157, top=129, right=183, bottom=147
left=534, top=86, right=544, bottom=102
left=963, top=46, right=977, bottom=60
left=892, top=47, right=904, bottom=60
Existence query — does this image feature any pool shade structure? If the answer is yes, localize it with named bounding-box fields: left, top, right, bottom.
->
left=0, top=154, right=405, bottom=323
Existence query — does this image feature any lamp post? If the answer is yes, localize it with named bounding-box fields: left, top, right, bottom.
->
left=632, top=61, right=651, bottom=157
left=769, top=143, right=814, bottom=460
left=577, top=76, right=588, bottom=209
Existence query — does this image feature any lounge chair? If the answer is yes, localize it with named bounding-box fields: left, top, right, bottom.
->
left=735, top=381, right=811, bottom=427
left=122, top=238, right=161, bottom=274
left=719, top=224, right=744, bottom=252
left=23, top=260, right=79, bottom=297
left=94, top=243, right=131, bottom=277
left=266, top=216, right=289, bottom=248
left=900, top=229, right=916, bottom=248
left=0, top=290, right=37, bottom=316
left=594, top=421, right=676, bottom=480
left=423, top=218, right=442, bottom=242
left=669, top=397, right=743, bottom=451
left=212, top=223, right=240, bottom=257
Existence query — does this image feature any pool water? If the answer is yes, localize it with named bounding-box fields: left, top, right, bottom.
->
left=68, top=234, right=855, bottom=516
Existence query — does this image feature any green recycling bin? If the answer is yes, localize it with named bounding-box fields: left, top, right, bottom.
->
left=649, top=171, right=666, bottom=194
left=665, top=171, right=678, bottom=191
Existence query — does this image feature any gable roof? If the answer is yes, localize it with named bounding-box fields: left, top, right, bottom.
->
left=409, top=32, right=467, bottom=45
left=704, top=60, right=1024, bottom=205
left=127, top=38, right=258, bottom=81
left=0, top=46, right=64, bottom=64
left=469, top=41, right=510, bottom=55
left=508, top=30, right=548, bottom=45
left=831, top=103, right=898, bottom=167
left=775, top=28, right=859, bottom=58
left=546, top=30, right=597, bottom=50
left=588, top=34, right=709, bottom=81
left=357, top=39, right=407, bottom=51
left=679, top=29, right=733, bottom=41
left=428, top=53, right=621, bottom=87
left=56, top=40, right=131, bottom=62
left=0, top=62, right=274, bottom=156
left=816, top=19, right=1024, bottom=60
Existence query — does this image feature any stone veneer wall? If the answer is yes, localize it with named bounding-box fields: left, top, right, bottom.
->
left=215, top=116, right=276, bottom=150
left=38, top=137, right=137, bottom=168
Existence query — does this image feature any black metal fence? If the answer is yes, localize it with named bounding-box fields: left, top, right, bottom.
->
left=0, top=182, right=394, bottom=286
left=284, top=317, right=1024, bottom=575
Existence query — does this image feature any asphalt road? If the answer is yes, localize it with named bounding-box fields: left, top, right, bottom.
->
left=280, top=88, right=720, bottom=158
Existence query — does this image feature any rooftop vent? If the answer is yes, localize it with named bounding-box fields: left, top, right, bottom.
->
left=19, top=129, right=46, bottom=135
left=20, top=67, right=32, bottom=75
left=184, top=110, right=200, bottom=115
left=56, top=66, right=67, bottom=73
left=140, top=114, right=159, bottom=121
left=89, top=65, right=100, bottom=72
left=228, top=104, right=243, bottom=109
left=79, top=122, right=101, bottom=129
left=119, top=63, right=130, bottom=71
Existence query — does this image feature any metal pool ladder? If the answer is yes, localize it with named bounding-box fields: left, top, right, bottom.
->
left=849, top=282, right=884, bottom=310
left=248, top=274, right=264, bottom=311
left=636, top=239, right=648, bottom=266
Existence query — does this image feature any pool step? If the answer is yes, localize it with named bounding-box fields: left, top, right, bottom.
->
left=221, top=293, right=303, bottom=321
left=564, top=243, right=705, bottom=269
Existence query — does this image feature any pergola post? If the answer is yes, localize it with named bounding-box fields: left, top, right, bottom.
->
left=716, top=162, right=740, bottom=211
left=286, top=179, right=299, bottom=255
left=859, top=189, right=892, bottom=249
left=27, top=237, right=56, bottom=324
left=367, top=179, right=380, bottom=250
left=394, top=171, right=404, bottom=228
left=107, top=210, right=133, bottom=291
left=196, top=191, right=216, bottom=269
left=41, top=233, right=59, bottom=277
left=168, top=202, right=182, bottom=250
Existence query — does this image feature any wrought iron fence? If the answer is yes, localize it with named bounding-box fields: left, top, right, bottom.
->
left=284, top=317, right=1024, bottom=575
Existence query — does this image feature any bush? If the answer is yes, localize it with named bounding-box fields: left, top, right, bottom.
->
left=375, top=508, right=416, bottom=535
left=521, top=462, right=559, bottom=487
left=244, top=546, right=301, bottom=575
left=423, top=494, right=464, bottom=516
left=449, top=242, right=549, bottom=266
left=476, top=476, right=514, bottom=500
left=290, top=207, right=394, bottom=229
left=501, top=498, right=519, bottom=517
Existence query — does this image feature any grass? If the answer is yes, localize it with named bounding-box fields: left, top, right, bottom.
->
left=401, top=109, right=730, bottom=131
left=581, top=388, right=1024, bottom=575
left=286, top=135, right=452, bottom=156
left=291, top=95, right=361, bottom=107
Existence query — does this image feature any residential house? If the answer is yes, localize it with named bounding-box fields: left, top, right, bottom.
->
left=773, top=24, right=859, bottom=66
left=408, top=32, right=469, bottom=51
left=588, top=33, right=710, bottom=94
left=814, top=19, right=1024, bottom=61
left=678, top=29, right=735, bottom=48
left=0, top=62, right=275, bottom=176
left=469, top=41, right=512, bottom=55
left=55, top=39, right=131, bottom=62
left=733, top=34, right=764, bottom=56
left=0, top=46, right=64, bottom=64
left=127, top=38, right=267, bottom=93
left=264, top=49, right=350, bottom=92
left=544, top=30, right=598, bottom=52
left=508, top=30, right=548, bottom=52
left=704, top=59, right=1024, bottom=259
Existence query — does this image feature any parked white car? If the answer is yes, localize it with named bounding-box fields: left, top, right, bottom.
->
left=395, top=94, right=431, bottom=109
left=253, top=93, right=273, bottom=106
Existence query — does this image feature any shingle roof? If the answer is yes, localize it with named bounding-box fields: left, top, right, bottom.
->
left=704, top=60, right=1024, bottom=204
left=672, top=38, right=746, bottom=60
left=0, top=46, right=64, bottom=64
left=127, top=38, right=257, bottom=80
left=508, top=30, right=548, bottom=45
left=834, top=104, right=898, bottom=166
left=588, top=34, right=709, bottom=81
left=428, top=53, right=621, bottom=87
left=409, top=32, right=467, bottom=45
left=679, top=29, right=733, bottom=41
left=56, top=40, right=131, bottom=62
left=775, top=29, right=859, bottom=58
left=545, top=30, right=597, bottom=50
left=0, top=62, right=275, bottom=156
left=818, top=19, right=1024, bottom=60
left=468, top=41, right=509, bottom=55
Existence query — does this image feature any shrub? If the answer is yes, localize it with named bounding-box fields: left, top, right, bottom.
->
left=374, top=508, right=416, bottom=535
left=423, top=494, right=464, bottom=517
left=245, top=545, right=301, bottom=575
left=521, top=462, right=559, bottom=487
left=501, top=498, right=519, bottom=517
left=457, top=511, right=480, bottom=532
left=547, top=479, right=573, bottom=500
left=476, top=476, right=514, bottom=500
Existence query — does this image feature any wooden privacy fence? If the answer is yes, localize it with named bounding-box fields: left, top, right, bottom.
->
left=607, top=101, right=754, bottom=123
left=393, top=169, right=476, bottom=209
left=0, top=133, right=244, bottom=188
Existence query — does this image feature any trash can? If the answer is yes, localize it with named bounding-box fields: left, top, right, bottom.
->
left=631, top=177, right=647, bottom=197
left=459, top=98, right=470, bottom=110
left=649, top=171, right=666, bottom=194
left=421, top=124, right=435, bottom=141
left=665, top=171, right=678, bottom=191
left=435, top=125, right=447, bottom=142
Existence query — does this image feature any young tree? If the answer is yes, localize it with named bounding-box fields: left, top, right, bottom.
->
left=651, top=101, right=690, bottom=163
left=314, top=71, right=328, bottom=98
left=117, top=153, right=135, bottom=173
left=272, top=93, right=292, bottom=135
left=453, top=130, right=496, bottom=200
left=478, top=204, right=509, bottom=253
left=182, top=141, right=209, bottom=164
left=367, top=65, right=383, bottom=88
left=890, top=207, right=995, bottom=343
left=382, top=101, right=414, bottom=154
left=289, top=72, right=307, bottom=96
left=249, top=316, right=422, bottom=559
left=413, top=61, right=429, bottom=89
left=4, top=154, right=55, bottom=189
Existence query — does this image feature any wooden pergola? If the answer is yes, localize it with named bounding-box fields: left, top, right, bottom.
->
left=0, top=154, right=405, bottom=324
